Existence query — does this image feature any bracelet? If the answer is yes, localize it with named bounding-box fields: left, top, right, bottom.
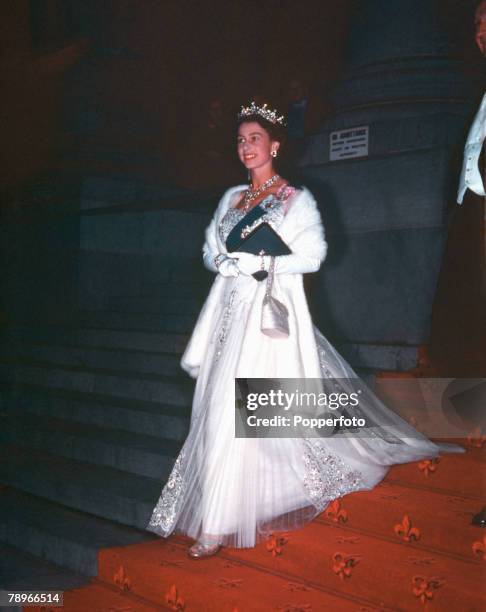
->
left=213, top=254, right=227, bottom=269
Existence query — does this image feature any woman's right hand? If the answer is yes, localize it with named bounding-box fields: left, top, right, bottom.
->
left=218, top=257, right=240, bottom=277
left=231, top=251, right=263, bottom=276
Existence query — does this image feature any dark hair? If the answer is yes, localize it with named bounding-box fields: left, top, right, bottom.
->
left=236, top=114, right=287, bottom=167
left=237, top=114, right=286, bottom=144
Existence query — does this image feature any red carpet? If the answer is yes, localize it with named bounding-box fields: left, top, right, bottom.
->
left=27, top=438, right=485, bottom=611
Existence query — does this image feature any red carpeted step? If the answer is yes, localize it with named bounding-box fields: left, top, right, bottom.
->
left=226, top=520, right=485, bottom=611
left=383, top=444, right=485, bottom=497
left=96, top=539, right=380, bottom=611
left=26, top=446, right=486, bottom=611
left=318, top=480, right=482, bottom=559
left=27, top=580, right=165, bottom=611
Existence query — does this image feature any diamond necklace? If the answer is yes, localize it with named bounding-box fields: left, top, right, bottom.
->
left=242, top=174, right=280, bottom=213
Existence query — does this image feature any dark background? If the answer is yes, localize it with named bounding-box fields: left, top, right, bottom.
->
left=1, top=0, right=481, bottom=194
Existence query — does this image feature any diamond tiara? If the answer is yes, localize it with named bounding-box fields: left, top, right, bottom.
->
left=238, top=101, right=286, bottom=126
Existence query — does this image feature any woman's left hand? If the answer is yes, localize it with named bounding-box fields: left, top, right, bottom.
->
left=232, top=251, right=263, bottom=276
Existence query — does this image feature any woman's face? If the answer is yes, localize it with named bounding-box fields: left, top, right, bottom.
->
left=237, top=121, right=279, bottom=172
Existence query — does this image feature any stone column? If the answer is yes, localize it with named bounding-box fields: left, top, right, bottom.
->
left=298, top=0, right=476, bottom=371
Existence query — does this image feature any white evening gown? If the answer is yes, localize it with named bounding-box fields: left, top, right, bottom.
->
left=147, top=184, right=465, bottom=548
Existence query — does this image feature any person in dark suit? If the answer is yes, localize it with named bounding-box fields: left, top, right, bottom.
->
left=431, top=3, right=485, bottom=371
left=458, top=0, right=486, bottom=527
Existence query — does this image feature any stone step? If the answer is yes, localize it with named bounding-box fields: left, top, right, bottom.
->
left=168, top=258, right=213, bottom=283
left=78, top=310, right=197, bottom=333
left=3, top=384, right=190, bottom=441
left=141, top=281, right=210, bottom=298
left=0, top=366, right=14, bottom=392
left=168, top=272, right=210, bottom=288
left=0, top=413, right=181, bottom=479
left=0, top=543, right=90, bottom=592
left=0, top=361, right=193, bottom=406
left=1, top=341, right=183, bottom=378
left=107, top=295, right=203, bottom=314
left=0, top=488, right=153, bottom=576
left=2, top=324, right=189, bottom=353
left=0, top=444, right=163, bottom=528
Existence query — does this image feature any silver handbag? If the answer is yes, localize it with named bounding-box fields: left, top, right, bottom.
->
left=261, top=257, right=290, bottom=339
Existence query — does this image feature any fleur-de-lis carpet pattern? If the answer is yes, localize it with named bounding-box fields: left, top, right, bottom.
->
left=28, top=438, right=486, bottom=611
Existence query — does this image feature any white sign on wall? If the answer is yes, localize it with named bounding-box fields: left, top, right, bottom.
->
left=329, top=125, right=369, bottom=161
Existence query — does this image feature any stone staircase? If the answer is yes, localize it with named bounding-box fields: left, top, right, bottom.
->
left=0, top=274, right=210, bottom=582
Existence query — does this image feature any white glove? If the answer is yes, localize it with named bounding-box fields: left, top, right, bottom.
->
left=232, top=251, right=321, bottom=275
left=273, top=253, right=321, bottom=274
left=232, top=251, right=263, bottom=276
left=202, top=248, right=218, bottom=272
left=202, top=249, right=239, bottom=277
left=218, top=256, right=240, bottom=277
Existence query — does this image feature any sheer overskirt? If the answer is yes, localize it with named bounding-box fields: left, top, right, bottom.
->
left=146, top=276, right=465, bottom=548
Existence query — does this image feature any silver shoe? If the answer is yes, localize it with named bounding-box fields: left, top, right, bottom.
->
left=187, top=541, right=221, bottom=559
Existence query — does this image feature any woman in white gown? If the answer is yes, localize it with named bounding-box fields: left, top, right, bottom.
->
left=147, top=101, right=464, bottom=557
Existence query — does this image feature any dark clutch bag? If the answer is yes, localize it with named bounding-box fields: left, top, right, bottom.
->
left=231, top=222, right=292, bottom=256
left=227, top=222, right=291, bottom=281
